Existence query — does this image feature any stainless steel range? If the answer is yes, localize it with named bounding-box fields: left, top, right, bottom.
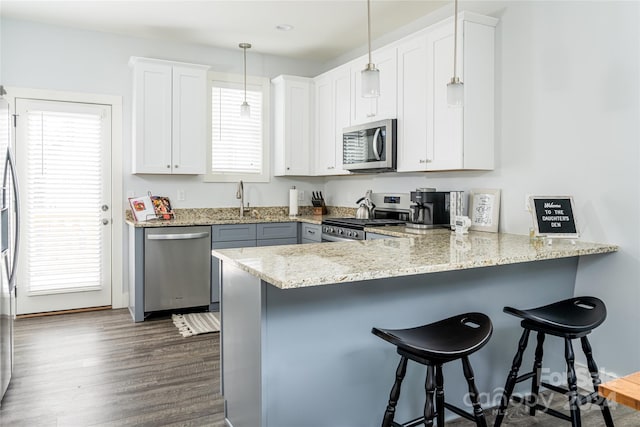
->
left=321, top=193, right=411, bottom=242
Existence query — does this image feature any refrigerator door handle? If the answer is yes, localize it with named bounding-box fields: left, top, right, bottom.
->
left=4, top=150, right=19, bottom=289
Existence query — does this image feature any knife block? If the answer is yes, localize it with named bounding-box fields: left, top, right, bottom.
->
left=313, top=206, right=327, bottom=215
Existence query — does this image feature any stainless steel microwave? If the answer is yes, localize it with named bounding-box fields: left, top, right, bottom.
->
left=342, top=119, right=396, bottom=172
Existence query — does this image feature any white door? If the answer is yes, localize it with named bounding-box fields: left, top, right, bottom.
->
left=14, top=98, right=112, bottom=314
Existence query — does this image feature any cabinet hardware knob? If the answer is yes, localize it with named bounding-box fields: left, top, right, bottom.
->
left=166, top=165, right=171, bottom=168
left=175, top=165, right=179, bottom=168
left=102, top=219, right=110, bottom=225
left=101, top=204, right=109, bottom=212
left=287, top=167, right=290, bottom=170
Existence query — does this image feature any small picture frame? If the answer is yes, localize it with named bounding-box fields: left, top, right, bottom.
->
left=529, top=196, right=578, bottom=239
left=468, top=188, right=501, bottom=233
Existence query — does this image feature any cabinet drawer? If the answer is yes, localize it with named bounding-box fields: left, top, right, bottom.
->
left=257, top=237, right=298, bottom=247
left=300, top=223, right=322, bottom=242
left=212, top=224, right=257, bottom=242
left=212, top=240, right=257, bottom=250
left=256, top=222, right=297, bottom=240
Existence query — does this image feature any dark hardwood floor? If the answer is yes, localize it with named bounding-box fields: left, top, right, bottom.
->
left=1, top=309, right=639, bottom=426
left=0, top=309, right=224, bottom=426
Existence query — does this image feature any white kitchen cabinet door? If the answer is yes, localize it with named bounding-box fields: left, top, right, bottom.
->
left=131, top=57, right=208, bottom=174
left=396, top=32, right=430, bottom=172
left=131, top=60, right=173, bottom=173
left=314, top=65, right=351, bottom=176
left=273, top=75, right=313, bottom=176
left=351, top=46, right=397, bottom=125
left=426, top=14, right=497, bottom=171
left=332, top=65, right=351, bottom=175
left=398, top=13, right=496, bottom=172
left=172, top=65, right=207, bottom=174
left=314, top=73, right=335, bottom=175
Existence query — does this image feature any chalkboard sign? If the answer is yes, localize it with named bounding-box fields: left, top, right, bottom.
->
left=529, top=196, right=578, bottom=239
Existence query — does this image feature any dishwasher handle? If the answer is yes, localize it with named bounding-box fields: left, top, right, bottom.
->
left=147, top=231, right=210, bottom=241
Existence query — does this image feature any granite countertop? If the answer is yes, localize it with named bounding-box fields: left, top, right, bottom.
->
left=212, top=231, right=618, bottom=289
left=125, top=206, right=355, bottom=227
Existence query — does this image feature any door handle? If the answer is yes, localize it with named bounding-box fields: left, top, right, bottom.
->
left=101, top=204, right=109, bottom=212
left=372, top=127, right=382, bottom=161
left=147, top=232, right=210, bottom=241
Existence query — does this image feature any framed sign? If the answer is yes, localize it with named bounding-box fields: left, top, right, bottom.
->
left=529, top=196, right=578, bottom=238
left=468, top=188, right=501, bottom=232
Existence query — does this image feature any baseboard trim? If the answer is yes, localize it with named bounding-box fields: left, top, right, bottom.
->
left=16, top=305, right=112, bottom=319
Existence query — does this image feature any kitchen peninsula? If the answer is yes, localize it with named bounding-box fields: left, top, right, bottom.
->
left=213, top=231, right=617, bottom=427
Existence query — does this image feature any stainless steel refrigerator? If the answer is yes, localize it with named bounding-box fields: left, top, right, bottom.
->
left=0, top=86, right=20, bottom=404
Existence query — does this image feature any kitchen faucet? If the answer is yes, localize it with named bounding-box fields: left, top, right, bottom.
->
left=236, top=180, right=244, bottom=217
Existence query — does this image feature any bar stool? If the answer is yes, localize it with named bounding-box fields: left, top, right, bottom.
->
left=372, top=312, right=493, bottom=427
left=494, top=296, right=614, bottom=427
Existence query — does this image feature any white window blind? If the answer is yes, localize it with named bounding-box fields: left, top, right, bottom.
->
left=24, top=109, right=104, bottom=294
left=211, top=86, right=263, bottom=174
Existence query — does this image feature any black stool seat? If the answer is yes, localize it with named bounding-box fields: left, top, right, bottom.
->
left=372, top=312, right=492, bottom=361
left=373, top=313, right=493, bottom=427
left=494, top=296, right=614, bottom=427
left=504, top=296, right=606, bottom=336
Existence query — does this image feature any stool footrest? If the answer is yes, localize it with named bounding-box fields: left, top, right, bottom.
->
left=394, top=416, right=425, bottom=427
left=443, top=402, right=476, bottom=422
left=540, top=381, right=569, bottom=394
left=511, top=395, right=573, bottom=422
left=515, top=371, right=536, bottom=383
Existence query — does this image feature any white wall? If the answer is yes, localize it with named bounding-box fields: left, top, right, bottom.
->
left=0, top=18, right=326, bottom=209
left=2, top=1, right=639, bottom=377
left=324, top=1, right=640, bottom=377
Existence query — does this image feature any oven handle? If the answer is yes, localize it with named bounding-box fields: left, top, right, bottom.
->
left=321, top=234, right=357, bottom=243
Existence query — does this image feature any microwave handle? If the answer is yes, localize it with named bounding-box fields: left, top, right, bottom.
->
left=372, top=127, right=382, bottom=161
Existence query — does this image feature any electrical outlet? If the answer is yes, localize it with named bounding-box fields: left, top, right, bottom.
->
left=177, top=189, right=186, bottom=201
left=298, top=190, right=304, bottom=201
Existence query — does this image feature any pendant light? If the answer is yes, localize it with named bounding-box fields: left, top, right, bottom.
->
left=447, top=0, right=463, bottom=107
left=361, top=0, right=379, bottom=98
left=239, top=42, right=251, bottom=118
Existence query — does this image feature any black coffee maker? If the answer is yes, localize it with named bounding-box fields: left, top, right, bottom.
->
left=408, top=189, right=451, bottom=229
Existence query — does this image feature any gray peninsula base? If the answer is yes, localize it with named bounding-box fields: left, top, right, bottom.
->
left=221, top=257, right=580, bottom=427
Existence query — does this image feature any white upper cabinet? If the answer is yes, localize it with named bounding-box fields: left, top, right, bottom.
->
left=314, top=65, right=351, bottom=176
left=272, top=75, right=313, bottom=176
left=130, top=57, right=208, bottom=174
left=397, top=13, right=498, bottom=172
left=351, top=46, right=398, bottom=125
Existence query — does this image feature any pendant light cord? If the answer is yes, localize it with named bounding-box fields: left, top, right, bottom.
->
left=243, top=46, right=247, bottom=102
left=367, top=0, right=372, bottom=65
left=452, top=0, right=459, bottom=79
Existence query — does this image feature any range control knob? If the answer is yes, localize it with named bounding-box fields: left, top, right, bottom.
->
left=352, top=231, right=359, bottom=239
left=346, top=231, right=352, bottom=237
left=338, top=229, right=343, bottom=235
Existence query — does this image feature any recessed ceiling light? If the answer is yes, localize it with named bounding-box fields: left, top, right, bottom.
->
left=276, top=24, right=294, bottom=31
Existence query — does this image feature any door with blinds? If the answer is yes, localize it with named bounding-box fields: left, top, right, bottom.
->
left=14, top=99, right=112, bottom=314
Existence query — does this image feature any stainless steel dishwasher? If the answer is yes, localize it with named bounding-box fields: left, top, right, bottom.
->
left=144, top=226, right=211, bottom=312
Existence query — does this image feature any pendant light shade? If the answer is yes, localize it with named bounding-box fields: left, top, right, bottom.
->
left=361, top=0, right=380, bottom=98
left=239, top=42, right=251, bottom=118
left=447, top=0, right=463, bottom=107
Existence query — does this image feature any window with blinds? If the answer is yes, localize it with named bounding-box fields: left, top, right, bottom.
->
left=206, top=72, right=270, bottom=182
left=24, top=108, right=104, bottom=294
left=211, top=87, right=262, bottom=174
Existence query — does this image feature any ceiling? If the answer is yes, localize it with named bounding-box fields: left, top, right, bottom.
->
left=0, top=0, right=447, bottom=62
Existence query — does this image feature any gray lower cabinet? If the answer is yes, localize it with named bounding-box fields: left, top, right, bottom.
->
left=211, top=222, right=297, bottom=310
left=300, top=223, right=322, bottom=244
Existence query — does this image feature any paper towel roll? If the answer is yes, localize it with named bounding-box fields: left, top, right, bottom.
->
left=289, top=187, right=299, bottom=216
